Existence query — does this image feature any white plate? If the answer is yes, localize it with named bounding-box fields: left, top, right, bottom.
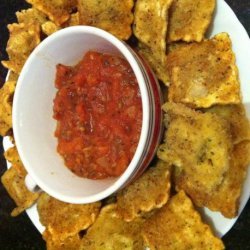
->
left=3, top=0, right=250, bottom=238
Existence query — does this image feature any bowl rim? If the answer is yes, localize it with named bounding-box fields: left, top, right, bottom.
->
left=12, top=26, right=154, bottom=203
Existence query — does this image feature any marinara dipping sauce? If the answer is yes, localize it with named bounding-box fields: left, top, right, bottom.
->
left=53, top=51, right=142, bottom=179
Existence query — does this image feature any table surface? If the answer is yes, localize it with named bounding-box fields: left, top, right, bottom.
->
left=0, top=0, right=250, bottom=249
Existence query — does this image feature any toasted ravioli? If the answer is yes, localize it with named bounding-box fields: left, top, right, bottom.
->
left=134, top=0, right=173, bottom=85
left=0, top=81, right=16, bottom=136
left=168, top=0, right=215, bottom=42
left=205, top=104, right=250, bottom=144
left=25, top=0, right=77, bottom=26
left=204, top=141, right=250, bottom=218
left=117, top=162, right=171, bottom=221
left=142, top=191, right=224, bottom=250
left=137, top=42, right=170, bottom=85
left=78, top=0, right=134, bottom=40
left=133, top=0, right=173, bottom=63
left=1, top=23, right=40, bottom=73
left=16, top=8, right=47, bottom=25
left=157, top=103, right=232, bottom=197
left=167, top=33, right=241, bottom=108
left=81, top=204, right=144, bottom=250
left=1, top=165, right=39, bottom=217
left=37, top=193, right=101, bottom=242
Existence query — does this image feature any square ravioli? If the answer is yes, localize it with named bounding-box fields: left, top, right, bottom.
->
left=134, top=0, right=173, bottom=85
left=133, top=0, right=173, bottom=62
left=167, top=33, right=241, bottom=108
left=78, top=0, right=134, bottom=40
left=116, top=162, right=171, bottom=221
left=142, top=191, right=224, bottom=250
left=168, top=0, right=215, bottom=42
left=37, top=193, right=101, bottom=242
left=157, top=102, right=232, bottom=197
left=25, top=0, right=77, bottom=26
left=81, top=204, right=144, bottom=250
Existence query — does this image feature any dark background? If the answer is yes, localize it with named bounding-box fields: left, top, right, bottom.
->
left=0, top=0, right=249, bottom=249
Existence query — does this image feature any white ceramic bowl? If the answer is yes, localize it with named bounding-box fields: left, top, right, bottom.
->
left=13, top=26, right=163, bottom=204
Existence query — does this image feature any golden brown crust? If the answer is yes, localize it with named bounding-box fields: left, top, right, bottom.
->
left=202, top=141, right=250, bottom=218
left=167, top=33, right=241, bottom=108
left=37, top=193, right=101, bottom=242
left=25, top=0, right=77, bottom=26
left=133, top=0, right=173, bottom=61
left=142, top=191, right=225, bottom=250
left=41, top=21, right=60, bottom=36
left=78, top=0, right=134, bottom=40
left=81, top=204, right=145, bottom=250
left=16, top=8, right=47, bottom=25
left=168, top=0, right=216, bottom=42
left=158, top=102, right=233, bottom=200
left=137, top=42, right=170, bottom=85
left=117, top=162, right=171, bottom=221
left=204, top=104, right=250, bottom=144
left=2, top=23, right=41, bottom=73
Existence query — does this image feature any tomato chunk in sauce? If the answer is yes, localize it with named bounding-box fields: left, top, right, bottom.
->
left=53, top=51, right=142, bottom=179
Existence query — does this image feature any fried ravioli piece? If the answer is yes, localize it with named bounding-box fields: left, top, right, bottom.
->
left=1, top=157, right=40, bottom=217
left=137, top=42, right=170, bottom=85
left=168, top=0, right=215, bottom=42
left=157, top=103, right=232, bottom=197
left=117, top=162, right=171, bottom=221
left=37, top=193, right=101, bottom=242
left=1, top=23, right=40, bottom=74
left=205, top=104, right=250, bottom=144
left=78, top=0, right=134, bottom=40
left=0, top=81, right=16, bottom=136
left=133, top=0, right=173, bottom=62
left=25, top=0, right=77, bottom=26
left=204, top=141, right=250, bottom=218
left=81, top=204, right=144, bottom=250
left=142, top=191, right=224, bottom=250
left=133, top=0, right=173, bottom=85
left=41, top=21, right=60, bottom=36
left=44, top=231, right=82, bottom=250
left=167, top=33, right=241, bottom=108
left=16, top=8, right=47, bottom=25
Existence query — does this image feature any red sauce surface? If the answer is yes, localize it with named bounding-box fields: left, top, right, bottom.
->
left=53, top=51, right=142, bottom=179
